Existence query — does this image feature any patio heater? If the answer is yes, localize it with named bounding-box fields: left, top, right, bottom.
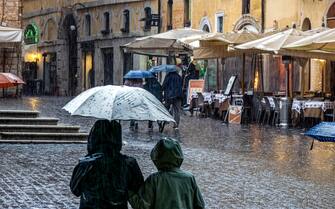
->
left=279, top=55, right=293, bottom=127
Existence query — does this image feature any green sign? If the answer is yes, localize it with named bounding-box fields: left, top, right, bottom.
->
left=24, top=23, right=40, bottom=44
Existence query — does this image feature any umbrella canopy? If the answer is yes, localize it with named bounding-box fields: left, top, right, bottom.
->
left=194, top=29, right=263, bottom=59
left=305, top=122, right=335, bottom=142
left=63, top=85, right=175, bottom=122
left=124, top=70, right=154, bottom=79
left=235, top=28, right=307, bottom=52
left=284, top=28, right=335, bottom=52
left=0, top=73, right=25, bottom=88
left=149, top=65, right=177, bottom=73
left=123, top=28, right=209, bottom=56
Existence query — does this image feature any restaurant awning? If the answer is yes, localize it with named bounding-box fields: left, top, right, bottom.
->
left=284, top=28, right=335, bottom=52
left=123, top=28, right=209, bottom=57
left=0, top=26, right=22, bottom=44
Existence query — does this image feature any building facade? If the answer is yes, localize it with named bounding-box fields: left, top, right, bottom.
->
left=22, top=0, right=160, bottom=96
left=174, top=0, right=335, bottom=95
left=0, top=0, right=22, bottom=97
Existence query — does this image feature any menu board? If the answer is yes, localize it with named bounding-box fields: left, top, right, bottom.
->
left=224, top=75, right=237, bottom=96
left=187, top=79, right=205, bottom=104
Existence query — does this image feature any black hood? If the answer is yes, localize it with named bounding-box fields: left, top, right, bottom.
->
left=87, top=120, right=122, bottom=155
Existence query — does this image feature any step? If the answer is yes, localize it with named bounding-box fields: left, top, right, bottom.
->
left=0, top=117, right=59, bottom=125
left=0, top=125, right=80, bottom=133
left=0, top=110, right=40, bottom=118
left=0, top=140, right=87, bottom=144
left=0, top=132, right=89, bottom=141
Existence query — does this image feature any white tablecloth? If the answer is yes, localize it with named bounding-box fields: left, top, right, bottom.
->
left=292, top=100, right=334, bottom=113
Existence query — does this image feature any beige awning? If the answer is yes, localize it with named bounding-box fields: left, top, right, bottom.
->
left=123, top=28, right=209, bottom=57
left=284, top=28, right=335, bottom=52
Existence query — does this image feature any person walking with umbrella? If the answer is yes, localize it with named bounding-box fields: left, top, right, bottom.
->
left=162, top=69, right=183, bottom=129
left=144, top=73, right=163, bottom=130
left=124, top=72, right=144, bottom=130
left=70, top=120, right=144, bottom=209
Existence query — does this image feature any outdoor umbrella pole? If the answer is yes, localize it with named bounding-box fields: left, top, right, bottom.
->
left=242, top=53, right=246, bottom=94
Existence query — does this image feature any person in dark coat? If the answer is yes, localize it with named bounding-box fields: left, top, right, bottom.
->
left=144, top=76, right=163, bottom=130
left=162, top=71, right=183, bottom=128
left=124, top=78, right=143, bottom=130
left=70, top=120, right=144, bottom=209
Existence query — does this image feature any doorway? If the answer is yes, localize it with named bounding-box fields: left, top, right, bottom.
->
left=103, top=48, right=114, bottom=85
left=63, top=14, right=78, bottom=96
left=43, top=53, right=58, bottom=95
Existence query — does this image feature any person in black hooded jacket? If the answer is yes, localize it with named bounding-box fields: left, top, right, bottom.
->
left=70, top=120, right=144, bottom=209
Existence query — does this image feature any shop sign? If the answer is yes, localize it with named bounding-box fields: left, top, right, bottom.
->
left=24, top=24, right=40, bottom=45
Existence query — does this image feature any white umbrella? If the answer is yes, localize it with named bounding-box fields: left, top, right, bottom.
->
left=123, top=28, right=209, bottom=56
left=63, top=85, right=175, bottom=123
left=284, top=28, right=335, bottom=52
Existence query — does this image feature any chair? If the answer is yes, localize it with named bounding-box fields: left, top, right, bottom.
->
left=256, top=97, right=265, bottom=124
left=272, top=97, right=280, bottom=126
left=241, top=94, right=252, bottom=124
left=195, top=92, right=205, bottom=117
left=262, top=97, right=273, bottom=125
left=324, top=101, right=335, bottom=122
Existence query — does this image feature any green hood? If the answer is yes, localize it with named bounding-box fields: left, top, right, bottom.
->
left=150, top=138, right=184, bottom=170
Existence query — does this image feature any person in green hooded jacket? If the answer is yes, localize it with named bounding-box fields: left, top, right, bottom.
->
left=129, top=137, right=205, bottom=209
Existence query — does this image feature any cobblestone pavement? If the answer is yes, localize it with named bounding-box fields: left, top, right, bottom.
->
left=0, top=97, right=334, bottom=209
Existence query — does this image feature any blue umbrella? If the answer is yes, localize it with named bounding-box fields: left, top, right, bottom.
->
left=124, top=70, right=154, bottom=79
left=149, top=65, right=177, bottom=73
left=305, top=122, right=335, bottom=150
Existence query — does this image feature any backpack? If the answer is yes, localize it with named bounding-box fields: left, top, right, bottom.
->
left=70, top=153, right=103, bottom=197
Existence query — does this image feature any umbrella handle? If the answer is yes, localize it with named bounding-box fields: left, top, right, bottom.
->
left=310, top=139, right=314, bottom=150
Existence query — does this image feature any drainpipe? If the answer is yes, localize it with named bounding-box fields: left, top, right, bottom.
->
left=261, top=0, right=265, bottom=32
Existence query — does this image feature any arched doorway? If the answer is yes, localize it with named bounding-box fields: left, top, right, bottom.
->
left=327, top=2, right=335, bottom=28
left=302, top=18, right=311, bottom=31
left=62, top=14, right=78, bottom=96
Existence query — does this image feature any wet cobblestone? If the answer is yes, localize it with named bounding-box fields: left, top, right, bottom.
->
left=0, top=97, right=334, bottom=209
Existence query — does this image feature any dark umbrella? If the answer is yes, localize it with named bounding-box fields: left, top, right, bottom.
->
left=305, top=122, right=335, bottom=150
left=149, top=65, right=177, bottom=73
left=124, top=70, right=154, bottom=79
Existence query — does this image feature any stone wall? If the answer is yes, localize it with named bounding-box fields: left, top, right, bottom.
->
left=0, top=0, right=21, bottom=27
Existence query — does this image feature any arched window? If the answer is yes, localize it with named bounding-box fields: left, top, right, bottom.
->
left=327, top=3, right=335, bottom=28
left=144, top=7, right=152, bottom=30
left=102, top=12, right=110, bottom=35
left=85, top=14, right=91, bottom=36
left=202, top=24, right=210, bottom=32
left=302, top=18, right=311, bottom=31
left=121, top=10, right=130, bottom=33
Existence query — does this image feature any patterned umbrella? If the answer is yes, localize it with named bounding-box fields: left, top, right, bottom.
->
left=63, top=85, right=175, bottom=123
left=305, top=122, right=335, bottom=150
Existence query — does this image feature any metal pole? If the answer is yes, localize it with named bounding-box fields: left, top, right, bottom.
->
left=242, top=53, right=246, bottom=94
left=285, top=62, right=289, bottom=97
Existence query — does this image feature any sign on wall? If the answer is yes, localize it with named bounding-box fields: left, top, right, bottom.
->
left=24, top=23, right=40, bottom=45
